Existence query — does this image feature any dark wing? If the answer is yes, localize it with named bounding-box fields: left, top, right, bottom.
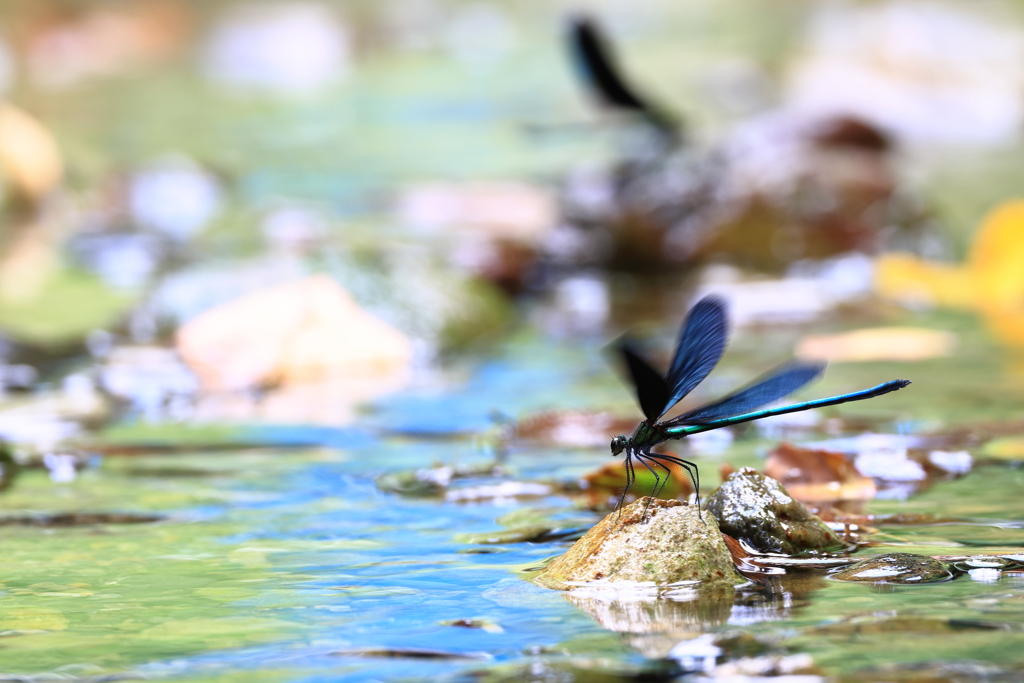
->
left=660, top=296, right=729, bottom=418
left=665, top=361, right=825, bottom=425
left=617, top=341, right=670, bottom=422
left=568, top=16, right=679, bottom=136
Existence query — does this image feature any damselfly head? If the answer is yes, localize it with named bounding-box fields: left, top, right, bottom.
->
left=610, top=435, right=628, bottom=455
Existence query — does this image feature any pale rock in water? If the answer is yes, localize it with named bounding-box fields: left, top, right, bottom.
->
left=533, top=498, right=744, bottom=591
left=0, top=103, right=63, bottom=204
left=176, top=275, right=412, bottom=393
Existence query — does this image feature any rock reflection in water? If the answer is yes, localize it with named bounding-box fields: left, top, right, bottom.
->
left=729, top=572, right=828, bottom=626
left=561, top=566, right=833, bottom=659
left=566, top=584, right=735, bottom=658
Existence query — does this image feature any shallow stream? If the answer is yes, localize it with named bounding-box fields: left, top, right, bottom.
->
left=2, top=310, right=1023, bottom=682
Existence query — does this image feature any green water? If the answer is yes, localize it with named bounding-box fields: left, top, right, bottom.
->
left=0, top=316, right=1021, bottom=681
left=2, top=0, right=1024, bottom=680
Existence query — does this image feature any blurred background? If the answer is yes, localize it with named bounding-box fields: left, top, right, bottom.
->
left=0, top=0, right=1022, bottom=441
left=2, top=0, right=1024, bottom=678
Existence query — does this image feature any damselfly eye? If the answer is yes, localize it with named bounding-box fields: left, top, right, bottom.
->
left=610, top=436, right=627, bottom=455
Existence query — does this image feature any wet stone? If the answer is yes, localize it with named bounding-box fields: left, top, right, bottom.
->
left=375, top=468, right=447, bottom=497
left=954, top=556, right=1015, bottom=571
left=812, top=615, right=1006, bottom=635
left=455, top=525, right=583, bottom=545
left=706, top=467, right=847, bottom=555
left=829, top=553, right=955, bottom=584
left=0, top=512, right=163, bottom=527
left=375, top=462, right=504, bottom=498
left=532, top=497, right=744, bottom=590
left=712, top=653, right=820, bottom=678
left=331, top=647, right=490, bottom=660
left=440, top=618, right=503, bottom=633
left=844, top=660, right=1024, bottom=683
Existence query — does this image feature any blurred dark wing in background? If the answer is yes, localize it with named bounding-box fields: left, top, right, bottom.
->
left=569, top=16, right=680, bottom=138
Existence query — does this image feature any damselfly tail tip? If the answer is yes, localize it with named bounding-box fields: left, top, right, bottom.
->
left=896, top=379, right=911, bottom=388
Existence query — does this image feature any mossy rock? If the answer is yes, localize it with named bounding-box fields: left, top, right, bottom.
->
left=533, top=498, right=744, bottom=590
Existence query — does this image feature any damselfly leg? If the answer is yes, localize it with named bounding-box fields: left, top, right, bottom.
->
left=615, top=447, right=696, bottom=523
left=643, top=451, right=702, bottom=520
left=615, top=449, right=636, bottom=517
left=634, top=455, right=663, bottom=520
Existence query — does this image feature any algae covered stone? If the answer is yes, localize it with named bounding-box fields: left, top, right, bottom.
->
left=829, top=553, right=954, bottom=584
left=706, top=467, right=846, bottom=555
left=532, top=498, right=744, bottom=590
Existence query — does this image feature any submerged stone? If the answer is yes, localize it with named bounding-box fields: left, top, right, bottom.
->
left=440, top=618, right=503, bottom=633
left=953, top=556, right=1014, bottom=572
left=532, top=497, right=744, bottom=590
left=712, top=653, right=820, bottom=678
left=706, top=467, right=846, bottom=555
left=331, top=647, right=490, bottom=660
left=455, top=525, right=581, bottom=545
left=829, top=553, right=955, bottom=584
left=374, top=468, right=447, bottom=498
left=813, top=614, right=1004, bottom=635
left=376, top=462, right=504, bottom=498
left=0, top=511, right=163, bottom=527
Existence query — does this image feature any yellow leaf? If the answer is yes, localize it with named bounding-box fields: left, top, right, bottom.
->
left=982, top=309, right=1024, bottom=347
left=875, top=253, right=975, bottom=308
left=874, top=200, right=1024, bottom=348
left=981, top=437, right=1024, bottom=461
left=969, top=201, right=1024, bottom=312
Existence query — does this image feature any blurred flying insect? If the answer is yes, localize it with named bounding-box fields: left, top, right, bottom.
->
left=611, top=295, right=910, bottom=518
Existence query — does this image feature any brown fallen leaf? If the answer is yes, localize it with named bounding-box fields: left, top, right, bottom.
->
left=929, top=418, right=1024, bottom=452
left=765, top=442, right=876, bottom=504
left=720, top=532, right=773, bottom=580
